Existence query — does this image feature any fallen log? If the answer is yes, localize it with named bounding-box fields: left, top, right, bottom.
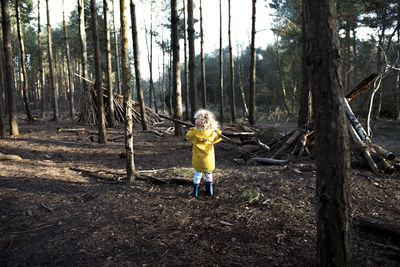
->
left=372, top=144, right=395, bottom=160
left=0, top=153, right=22, bottom=161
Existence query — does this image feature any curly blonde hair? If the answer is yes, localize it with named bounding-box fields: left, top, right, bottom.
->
left=194, top=109, right=219, bottom=130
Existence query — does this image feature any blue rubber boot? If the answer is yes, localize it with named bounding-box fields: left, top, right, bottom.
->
left=206, top=182, right=213, bottom=196
left=193, top=184, right=199, bottom=198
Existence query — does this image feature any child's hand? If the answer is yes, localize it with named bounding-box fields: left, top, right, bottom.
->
left=215, top=129, right=222, bottom=136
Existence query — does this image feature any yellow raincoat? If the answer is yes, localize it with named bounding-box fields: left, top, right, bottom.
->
left=186, top=127, right=222, bottom=172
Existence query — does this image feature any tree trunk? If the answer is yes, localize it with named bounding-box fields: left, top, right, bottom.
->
left=298, top=4, right=312, bottom=127
left=78, top=0, right=90, bottom=124
left=228, top=0, right=236, bottom=123
left=90, top=0, right=107, bottom=143
left=219, top=0, right=224, bottom=123
left=183, top=0, right=189, bottom=118
left=46, top=0, right=59, bottom=121
left=304, top=0, right=352, bottom=265
left=130, top=0, right=149, bottom=131
left=16, top=0, right=34, bottom=122
left=103, top=0, right=116, bottom=127
left=63, top=0, right=75, bottom=118
left=199, top=0, right=206, bottom=109
left=187, top=0, right=197, bottom=122
left=171, top=0, right=183, bottom=136
left=168, top=53, right=173, bottom=116
left=112, top=0, right=121, bottom=95
left=120, top=0, right=136, bottom=181
left=275, top=40, right=291, bottom=117
left=237, top=44, right=249, bottom=116
left=248, top=0, right=257, bottom=126
left=37, top=0, right=45, bottom=119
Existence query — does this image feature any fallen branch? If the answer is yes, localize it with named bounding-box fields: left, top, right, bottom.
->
left=247, top=157, right=288, bottom=165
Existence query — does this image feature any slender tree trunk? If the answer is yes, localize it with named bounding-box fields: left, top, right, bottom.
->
left=298, top=3, right=312, bottom=127
left=199, top=0, right=207, bottom=109
left=0, top=44, right=5, bottom=137
left=145, top=0, right=157, bottom=113
left=112, top=0, right=121, bottom=95
left=248, top=0, right=257, bottom=126
left=236, top=44, right=249, bottom=116
left=187, top=0, right=197, bottom=122
left=103, top=0, right=116, bottom=127
left=161, top=42, right=166, bottom=113
left=183, top=0, right=189, bottom=118
left=90, top=0, right=107, bottom=143
left=275, top=40, right=291, bottom=116
left=168, top=53, right=173, bottom=116
left=37, top=0, right=45, bottom=119
left=121, top=0, right=136, bottom=181
left=130, top=0, right=149, bottom=131
left=397, top=10, right=400, bottom=121
left=228, top=0, right=236, bottom=122
left=46, top=0, right=59, bottom=121
left=1, top=0, right=18, bottom=135
left=304, top=0, right=352, bottom=265
left=63, top=0, right=75, bottom=118
left=78, top=0, right=90, bottom=124
left=171, top=0, right=183, bottom=135
left=16, top=0, right=34, bottom=122
left=219, top=0, right=224, bottom=122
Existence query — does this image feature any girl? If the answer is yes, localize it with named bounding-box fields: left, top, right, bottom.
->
left=186, top=109, right=222, bottom=198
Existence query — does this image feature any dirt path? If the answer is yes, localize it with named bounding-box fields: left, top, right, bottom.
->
left=0, top=118, right=399, bottom=265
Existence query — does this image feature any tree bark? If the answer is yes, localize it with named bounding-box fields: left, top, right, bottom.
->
left=171, top=0, right=183, bottom=136
left=304, top=0, right=352, bottom=265
left=112, top=0, right=121, bottom=95
left=78, top=0, right=90, bottom=124
left=219, top=0, right=224, bottom=123
left=16, top=0, right=34, bottom=122
left=90, top=0, right=107, bottom=143
left=46, top=0, right=59, bottom=121
left=183, top=0, right=190, bottom=118
left=130, top=0, right=149, bottom=131
left=187, top=0, right=197, bottom=121
left=120, top=0, right=136, bottom=181
left=199, top=0, right=207, bottom=109
left=37, top=0, right=45, bottom=119
left=228, top=0, right=236, bottom=123
left=248, top=0, right=257, bottom=126
left=63, top=0, right=75, bottom=118
left=103, top=0, right=116, bottom=127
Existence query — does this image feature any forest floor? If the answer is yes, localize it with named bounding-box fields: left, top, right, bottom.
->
left=0, top=115, right=399, bottom=266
